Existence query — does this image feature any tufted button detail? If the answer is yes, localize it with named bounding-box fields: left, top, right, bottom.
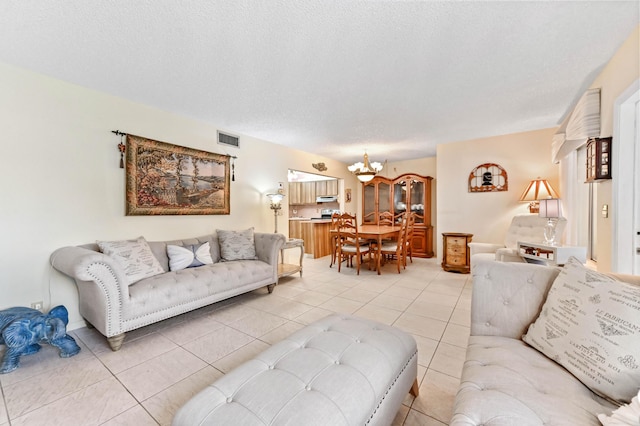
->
left=269, top=365, right=274, bottom=370
left=226, top=397, right=232, bottom=403
left=335, top=360, right=340, bottom=365
left=485, top=322, right=491, bottom=327
left=527, top=278, right=533, bottom=283
left=503, top=300, right=509, bottom=305
left=305, top=385, right=311, bottom=391
left=484, top=274, right=490, bottom=279
left=355, top=339, right=360, bottom=343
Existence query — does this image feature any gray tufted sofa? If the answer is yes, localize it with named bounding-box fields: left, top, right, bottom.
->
left=451, top=260, right=640, bottom=425
left=51, top=232, right=285, bottom=351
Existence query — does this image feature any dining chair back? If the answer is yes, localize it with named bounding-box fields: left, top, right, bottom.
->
left=336, top=213, right=371, bottom=275
left=378, top=211, right=395, bottom=226
left=379, top=215, right=409, bottom=273
left=330, top=212, right=356, bottom=268
left=404, top=212, right=416, bottom=264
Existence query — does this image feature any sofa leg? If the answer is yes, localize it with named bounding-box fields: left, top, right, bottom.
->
left=107, top=333, right=125, bottom=351
left=84, top=319, right=94, bottom=329
left=410, top=378, right=419, bottom=397
left=267, top=284, right=276, bottom=294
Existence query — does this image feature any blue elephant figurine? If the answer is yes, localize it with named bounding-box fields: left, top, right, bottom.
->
left=0, top=305, right=81, bottom=373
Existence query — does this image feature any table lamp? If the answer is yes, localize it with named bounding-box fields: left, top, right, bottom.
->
left=539, top=198, right=562, bottom=245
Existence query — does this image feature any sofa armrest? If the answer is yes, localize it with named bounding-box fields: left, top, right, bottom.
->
left=51, top=246, right=128, bottom=286
left=50, top=246, right=130, bottom=335
left=468, top=242, right=503, bottom=256
left=254, top=232, right=286, bottom=265
left=494, top=247, right=525, bottom=262
left=470, top=260, right=560, bottom=339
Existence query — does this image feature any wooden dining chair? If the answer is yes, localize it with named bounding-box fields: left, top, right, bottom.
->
left=376, top=212, right=404, bottom=261
left=379, top=215, right=408, bottom=273
left=404, top=212, right=416, bottom=265
left=336, top=213, right=371, bottom=275
left=329, top=212, right=351, bottom=268
left=378, top=211, right=395, bottom=226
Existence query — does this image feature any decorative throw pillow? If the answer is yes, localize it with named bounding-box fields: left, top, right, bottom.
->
left=523, top=257, right=640, bottom=404
left=598, top=390, right=640, bottom=425
left=217, top=228, right=257, bottom=261
left=97, top=236, right=164, bottom=285
left=167, top=242, right=214, bottom=271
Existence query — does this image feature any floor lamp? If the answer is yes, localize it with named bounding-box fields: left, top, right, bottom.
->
left=267, top=192, right=285, bottom=233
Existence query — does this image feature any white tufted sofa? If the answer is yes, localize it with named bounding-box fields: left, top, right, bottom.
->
left=451, top=260, right=640, bottom=425
left=51, top=232, right=285, bottom=351
left=173, top=314, right=419, bottom=426
left=468, top=214, right=567, bottom=265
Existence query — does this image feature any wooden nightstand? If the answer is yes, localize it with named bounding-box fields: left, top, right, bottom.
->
left=442, top=233, right=473, bottom=273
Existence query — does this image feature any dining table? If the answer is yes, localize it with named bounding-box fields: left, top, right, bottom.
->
left=331, top=224, right=402, bottom=275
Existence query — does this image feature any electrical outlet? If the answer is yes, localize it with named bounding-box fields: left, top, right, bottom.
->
left=31, top=301, right=43, bottom=311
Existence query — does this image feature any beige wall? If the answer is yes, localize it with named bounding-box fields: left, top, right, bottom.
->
left=436, top=128, right=559, bottom=259
left=0, top=62, right=358, bottom=329
left=587, top=25, right=640, bottom=271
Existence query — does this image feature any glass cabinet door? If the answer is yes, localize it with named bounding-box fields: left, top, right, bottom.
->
left=409, top=179, right=424, bottom=223
left=378, top=182, right=390, bottom=218
left=393, top=181, right=407, bottom=216
left=363, top=183, right=376, bottom=223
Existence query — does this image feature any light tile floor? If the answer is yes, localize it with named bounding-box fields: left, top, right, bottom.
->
left=0, top=256, right=471, bottom=426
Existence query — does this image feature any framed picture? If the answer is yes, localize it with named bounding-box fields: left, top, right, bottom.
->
left=468, top=163, right=508, bottom=192
left=126, top=135, right=230, bottom=215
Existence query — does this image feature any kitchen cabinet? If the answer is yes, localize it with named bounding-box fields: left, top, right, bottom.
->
left=302, top=182, right=316, bottom=204
left=288, top=182, right=302, bottom=205
left=289, top=219, right=302, bottom=239
left=300, top=220, right=332, bottom=258
left=362, top=173, right=433, bottom=258
left=315, top=180, right=338, bottom=196
left=289, top=180, right=337, bottom=204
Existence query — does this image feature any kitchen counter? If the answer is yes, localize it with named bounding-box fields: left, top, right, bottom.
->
left=289, top=219, right=333, bottom=258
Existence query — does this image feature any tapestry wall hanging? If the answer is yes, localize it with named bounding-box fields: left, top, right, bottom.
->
left=126, top=135, right=230, bottom=215
left=468, top=163, right=508, bottom=192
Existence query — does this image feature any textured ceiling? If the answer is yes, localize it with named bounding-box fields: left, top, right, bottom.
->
left=0, top=1, right=638, bottom=163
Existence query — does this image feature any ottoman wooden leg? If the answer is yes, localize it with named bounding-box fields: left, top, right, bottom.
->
left=410, top=378, right=419, bottom=397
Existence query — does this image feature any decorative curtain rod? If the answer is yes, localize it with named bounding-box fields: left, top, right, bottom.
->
left=111, top=130, right=238, bottom=179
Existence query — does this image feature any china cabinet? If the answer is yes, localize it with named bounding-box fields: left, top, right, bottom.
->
left=362, top=173, right=433, bottom=257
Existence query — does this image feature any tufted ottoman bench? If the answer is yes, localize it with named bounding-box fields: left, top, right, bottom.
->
left=173, top=314, right=419, bottom=425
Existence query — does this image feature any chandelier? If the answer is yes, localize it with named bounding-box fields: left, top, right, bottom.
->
left=347, top=152, right=383, bottom=182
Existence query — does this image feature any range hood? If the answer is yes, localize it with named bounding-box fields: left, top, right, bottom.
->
left=316, top=195, right=338, bottom=203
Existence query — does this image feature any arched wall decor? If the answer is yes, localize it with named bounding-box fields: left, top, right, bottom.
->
left=468, top=163, right=508, bottom=192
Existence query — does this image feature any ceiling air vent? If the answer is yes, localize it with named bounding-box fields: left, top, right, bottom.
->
left=217, top=131, right=239, bottom=148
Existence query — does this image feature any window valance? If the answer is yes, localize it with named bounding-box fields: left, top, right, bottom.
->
left=551, top=88, right=601, bottom=164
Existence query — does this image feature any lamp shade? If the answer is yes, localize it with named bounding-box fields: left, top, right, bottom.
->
left=267, top=193, right=285, bottom=204
left=519, top=178, right=559, bottom=202
left=539, top=198, right=562, bottom=218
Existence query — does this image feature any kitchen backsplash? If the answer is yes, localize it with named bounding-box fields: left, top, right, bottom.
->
left=289, top=202, right=339, bottom=218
